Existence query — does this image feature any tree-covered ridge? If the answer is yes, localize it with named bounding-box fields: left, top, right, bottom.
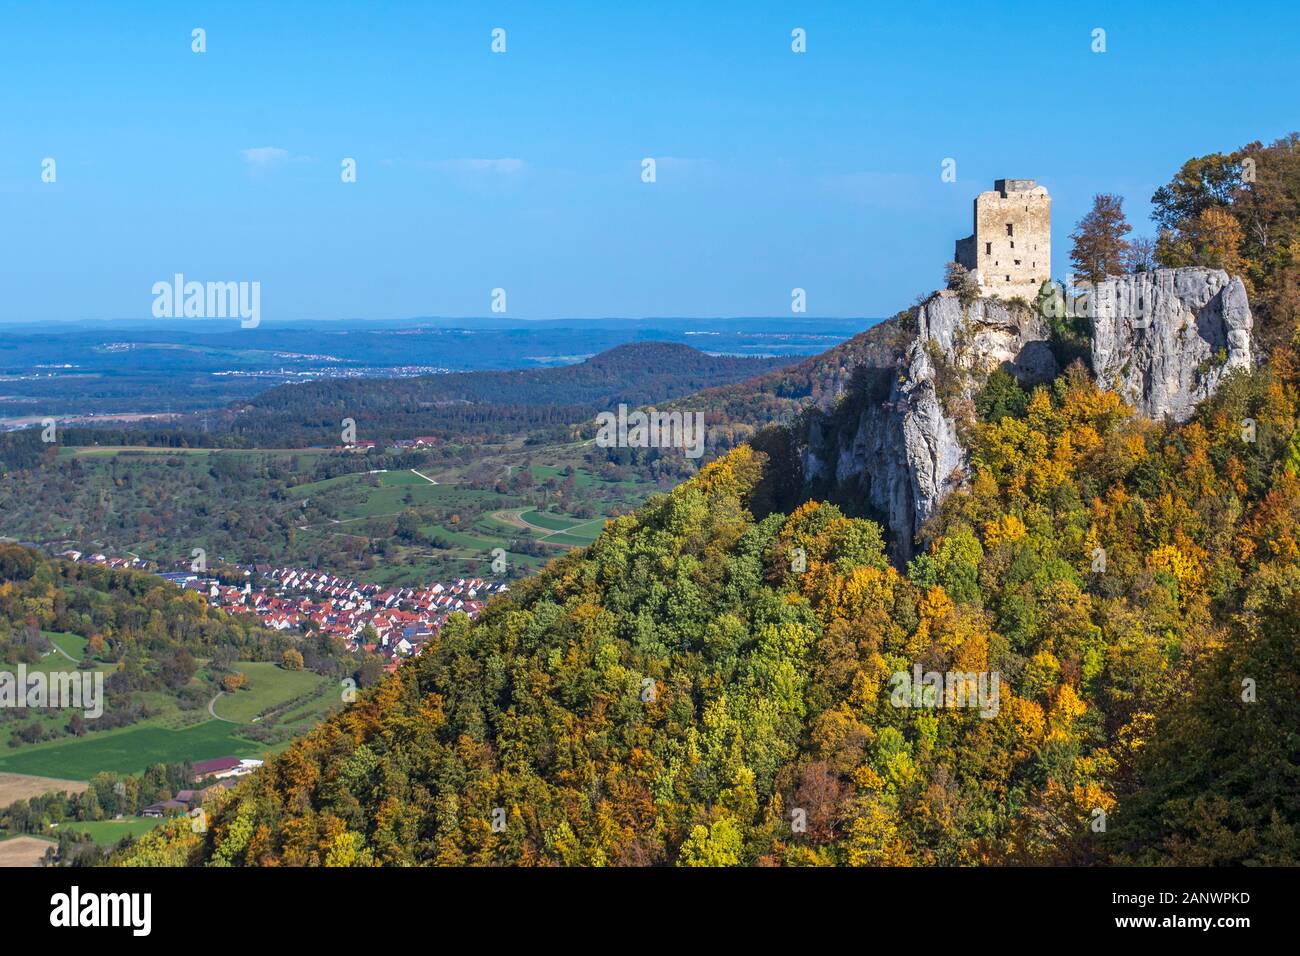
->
left=119, top=342, right=1300, bottom=865
left=663, top=314, right=915, bottom=433
left=0, top=547, right=305, bottom=671
left=221, top=342, right=796, bottom=447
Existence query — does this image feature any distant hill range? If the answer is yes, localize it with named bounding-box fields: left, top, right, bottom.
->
left=210, top=341, right=803, bottom=447
left=665, top=313, right=908, bottom=428
left=0, top=319, right=862, bottom=420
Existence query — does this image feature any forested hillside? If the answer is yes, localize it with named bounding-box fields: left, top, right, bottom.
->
left=0, top=342, right=795, bottom=468
left=666, top=313, right=914, bottom=431
left=119, top=342, right=1300, bottom=864
left=221, top=342, right=796, bottom=447
left=574, top=314, right=915, bottom=475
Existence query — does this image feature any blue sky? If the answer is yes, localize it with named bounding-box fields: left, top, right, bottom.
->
left=2, top=0, right=1297, bottom=324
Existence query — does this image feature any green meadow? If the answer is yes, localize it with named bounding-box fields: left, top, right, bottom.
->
left=56, top=817, right=167, bottom=846
left=0, top=657, right=342, bottom=779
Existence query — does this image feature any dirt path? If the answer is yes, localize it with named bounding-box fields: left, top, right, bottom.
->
left=490, top=508, right=534, bottom=532
left=45, top=642, right=77, bottom=663
left=207, top=691, right=235, bottom=722
left=491, top=508, right=570, bottom=538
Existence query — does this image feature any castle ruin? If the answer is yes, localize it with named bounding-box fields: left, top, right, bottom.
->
left=954, top=179, right=1050, bottom=301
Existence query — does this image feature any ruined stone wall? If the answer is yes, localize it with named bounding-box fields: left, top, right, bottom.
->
left=955, top=179, right=1051, bottom=301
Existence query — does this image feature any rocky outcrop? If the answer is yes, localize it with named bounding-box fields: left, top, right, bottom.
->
left=802, top=292, right=1055, bottom=561
left=800, top=268, right=1253, bottom=562
left=919, top=291, right=1059, bottom=385
left=1090, top=268, right=1252, bottom=422
left=801, top=344, right=963, bottom=564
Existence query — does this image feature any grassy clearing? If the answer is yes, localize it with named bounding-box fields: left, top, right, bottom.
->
left=380, top=470, right=429, bottom=487
left=520, top=510, right=584, bottom=532
left=55, top=817, right=166, bottom=846
left=547, top=530, right=603, bottom=546
left=476, top=513, right=526, bottom=534
left=212, top=661, right=335, bottom=724
left=43, top=631, right=89, bottom=661
left=419, top=522, right=501, bottom=550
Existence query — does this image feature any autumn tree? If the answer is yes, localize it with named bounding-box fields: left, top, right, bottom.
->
left=1151, top=133, right=1300, bottom=348
left=1123, top=236, right=1157, bottom=273
left=1188, top=207, right=1246, bottom=275
left=1151, top=150, right=1245, bottom=236
left=1070, top=193, right=1132, bottom=284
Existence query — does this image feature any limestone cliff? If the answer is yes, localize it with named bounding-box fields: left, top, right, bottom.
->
left=801, top=292, right=1055, bottom=561
left=798, top=267, right=1253, bottom=562
left=1090, top=268, right=1253, bottom=422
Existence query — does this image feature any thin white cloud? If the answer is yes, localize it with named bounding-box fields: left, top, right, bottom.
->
left=434, top=158, right=525, bottom=174
left=241, top=146, right=291, bottom=168
left=654, top=156, right=711, bottom=170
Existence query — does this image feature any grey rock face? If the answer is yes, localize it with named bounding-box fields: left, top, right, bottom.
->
left=802, top=342, right=963, bottom=563
left=918, top=292, right=1058, bottom=387
left=1090, top=268, right=1253, bottom=422
left=801, top=268, right=1252, bottom=561
left=803, top=291, right=1054, bottom=561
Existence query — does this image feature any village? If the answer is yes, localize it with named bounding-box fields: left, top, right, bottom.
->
left=60, top=550, right=508, bottom=669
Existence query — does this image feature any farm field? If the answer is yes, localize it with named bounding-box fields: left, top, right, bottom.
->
left=0, top=718, right=256, bottom=778
left=0, top=835, right=54, bottom=867
left=55, top=817, right=166, bottom=846
left=519, top=509, right=581, bottom=532
left=0, top=772, right=88, bottom=805
left=517, top=510, right=608, bottom=545
left=0, top=657, right=341, bottom=779
left=209, top=661, right=336, bottom=724
left=546, top=526, right=607, bottom=546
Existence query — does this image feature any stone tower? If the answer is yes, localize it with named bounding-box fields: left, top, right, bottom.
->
left=954, top=179, right=1051, bottom=301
